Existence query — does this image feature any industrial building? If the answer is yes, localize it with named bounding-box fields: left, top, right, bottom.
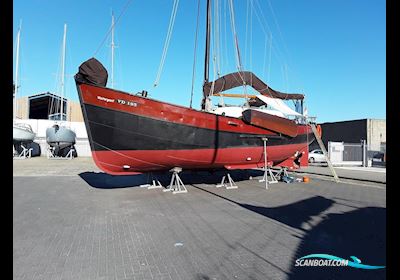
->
left=310, top=119, right=386, bottom=151
left=309, top=118, right=386, bottom=166
left=14, top=92, right=83, bottom=122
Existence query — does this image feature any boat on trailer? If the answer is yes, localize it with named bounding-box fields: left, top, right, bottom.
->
left=74, top=0, right=316, bottom=176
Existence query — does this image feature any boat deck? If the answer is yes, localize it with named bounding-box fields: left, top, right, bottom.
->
left=14, top=158, right=386, bottom=280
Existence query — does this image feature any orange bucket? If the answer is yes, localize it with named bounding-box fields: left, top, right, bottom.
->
left=303, top=176, right=310, bottom=183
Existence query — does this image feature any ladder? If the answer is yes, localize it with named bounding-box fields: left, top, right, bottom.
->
left=310, top=123, right=340, bottom=183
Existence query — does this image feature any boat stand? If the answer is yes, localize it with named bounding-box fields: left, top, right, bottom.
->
left=47, top=145, right=75, bottom=160
left=13, top=144, right=32, bottom=159
left=258, top=168, right=278, bottom=186
left=139, top=173, right=163, bottom=189
left=163, top=167, right=187, bottom=194
left=216, top=173, right=238, bottom=189
left=274, top=167, right=289, bottom=180
left=257, top=137, right=278, bottom=189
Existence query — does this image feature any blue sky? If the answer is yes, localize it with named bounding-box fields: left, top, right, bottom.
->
left=13, top=0, right=386, bottom=123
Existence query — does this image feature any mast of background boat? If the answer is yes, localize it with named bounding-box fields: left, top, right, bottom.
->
left=201, top=0, right=211, bottom=110
left=60, top=23, right=67, bottom=121
left=14, top=21, right=22, bottom=122
left=111, top=11, right=115, bottom=89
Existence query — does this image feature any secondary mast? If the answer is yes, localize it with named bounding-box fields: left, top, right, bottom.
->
left=14, top=21, right=22, bottom=121
left=60, top=23, right=67, bottom=121
left=111, top=11, right=115, bottom=89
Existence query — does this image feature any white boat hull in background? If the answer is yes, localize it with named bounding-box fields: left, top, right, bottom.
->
left=13, top=123, right=36, bottom=142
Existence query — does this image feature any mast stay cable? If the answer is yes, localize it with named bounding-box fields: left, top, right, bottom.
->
left=228, top=0, right=249, bottom=106
left=153, top=0, right=180, bottom=87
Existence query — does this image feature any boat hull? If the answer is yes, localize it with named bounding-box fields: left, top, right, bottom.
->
left=46, top=125, right=76, bottom=149
left=13, top=124, right=35, bottom=143
left=76, top=82, right=314, bottom=175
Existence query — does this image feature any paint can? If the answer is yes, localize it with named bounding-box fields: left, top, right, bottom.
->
left=303, top=176, right=310, bottom=183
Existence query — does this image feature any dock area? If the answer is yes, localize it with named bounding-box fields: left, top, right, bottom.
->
left=14, top=158, right=386, bottom=280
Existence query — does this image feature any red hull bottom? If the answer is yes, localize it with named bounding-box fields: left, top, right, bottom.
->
left=92, top=143, right=309, bottom=175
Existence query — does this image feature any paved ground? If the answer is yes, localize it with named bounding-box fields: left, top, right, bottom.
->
left=13, top=157, right=101, bottom=176
left=14, top=158, right=386, bottom=280
left=295, top=164, right=386, bottom=184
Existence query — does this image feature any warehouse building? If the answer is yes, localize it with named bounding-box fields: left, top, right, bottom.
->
left=14, top=92, right=83, bottom=122
left=309, top=118, right=386, bottom=166
left=310, top=119, right=386, bottom=151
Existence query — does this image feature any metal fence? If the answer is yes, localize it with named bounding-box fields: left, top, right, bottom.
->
left=328, top=141, right=385, bottom=167
left=367, top=143, right=386, bottom=167
left=328, top=142, right=363, bottom=166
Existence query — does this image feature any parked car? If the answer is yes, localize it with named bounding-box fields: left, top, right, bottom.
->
left=308, top=149, right=327, bottom=163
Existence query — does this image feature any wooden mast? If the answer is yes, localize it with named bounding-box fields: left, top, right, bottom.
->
left=202, top=0, right=211, bottom=110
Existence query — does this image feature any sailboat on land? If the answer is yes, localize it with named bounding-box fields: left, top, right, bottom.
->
left=13, top=22, right=36, bottom=146
left=74, top=0, right=316, bottom=175
left=46, top=24, right=76, bottom=154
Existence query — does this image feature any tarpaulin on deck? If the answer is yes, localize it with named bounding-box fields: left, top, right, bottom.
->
left=203, top=71, right=304, bottom=100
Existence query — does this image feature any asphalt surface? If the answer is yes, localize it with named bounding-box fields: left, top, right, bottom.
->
left=13, top=158, right=386, bottom=280
left=295, top=164, right=386, bottom=184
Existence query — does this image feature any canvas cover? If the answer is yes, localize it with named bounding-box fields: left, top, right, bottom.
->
left=256, top=95, right=303, bottom=116
left=203, top=71, right=304, bottom=100
left=75, top=57, right=108, bottom=87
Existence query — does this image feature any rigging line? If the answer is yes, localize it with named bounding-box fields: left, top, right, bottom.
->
left=228, top=0, right=243, bottom=77
left=244, top=0, right=249, bottom=68
left=115, top=31, right=124, bottom=89
left=254, top=0, right=303, bottom=94
left=159, top=0, right=179, bottom=77
left=93, top=0, right=134, bottom=57
left=228, top=0, right=249, bottom=105
left=251, top=7, right=294, bottom=94
left=213, top=0, right=217, bottom=76
left=251, top=10, right=300, bottom=98
left=189, top=0, right=201, bottom=108
left=250, top=0, right=286, bottom=71
left=266, top=0, right=292, bottom=67
left=153, top=0, right=180, bottom=87
left=214, top=0, right=221, bottom=77
left=250, top=0, right=253, bottom=87
left=213, top=0, right=224, bottom=106
left=262, top=35, right=267, bottom=80
left=268, top=33, right=272, bottom=82
left=222, top=0, right=229, bottom=73
left=218, top=0, right=223, bottom=76
left=281, top=63, right=288, bottom=93
left=285, top=63, right=289, bottom=93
